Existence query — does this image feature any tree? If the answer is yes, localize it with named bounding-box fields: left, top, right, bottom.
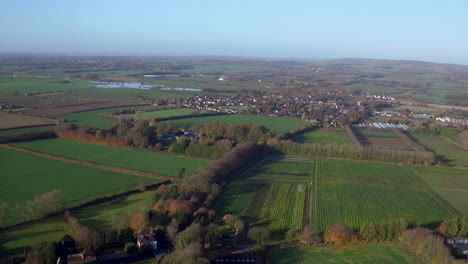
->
left=248, top=227, right=270, bottom=244
left=176, top=224, right=203, bottom=251
left=324, top=223, right=350, bottom=244
left=124, top=242, right=138, bottom=256
left=40, top=241, right=57, bottom=264
left=298, top=225, right=320, bottom=244
left=378, top=222, right=388, bottom=241
left=234, top=220, right=245, bottom=234
left=25, top=248, right=45, bottom=264
left=360, top=223, right=377, bottom=242
left=285, top=228, right=299, bottom=242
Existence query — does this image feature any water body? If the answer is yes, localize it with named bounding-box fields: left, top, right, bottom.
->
left=160, top=88, right=202, bottom=92
left=89, top=81, right=152, bottom=89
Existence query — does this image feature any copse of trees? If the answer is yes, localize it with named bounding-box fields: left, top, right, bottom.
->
left=439, top=216, right=468, bottom=238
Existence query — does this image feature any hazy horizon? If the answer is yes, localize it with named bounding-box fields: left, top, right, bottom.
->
left=1, top=0, right=467, bottom=65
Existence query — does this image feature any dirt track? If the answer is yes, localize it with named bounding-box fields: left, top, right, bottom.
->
left=0, top=144, right=173, bottom=181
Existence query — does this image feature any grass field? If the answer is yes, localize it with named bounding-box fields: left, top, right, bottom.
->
left=0, top=113, right=56, bottom=130
left=414, top=166, right=468, bottom=216
left=413, top=134, right=468, bottom=167
left=161, top=114, right=309, bottom=134
left=129, top=108, right=204, bottom=120
left=10, top=138, right=209, bottom=177
left=291, top=129, right=351, bottom=144
left=0, top=125, right=55, bottom=136
left=313, top=159, right=461, bottom=231
left=267, top=244, right=417, bottom=264
left=53, top=105, right=153, bottom=128
left=0, top=147, right=156, bottom=207
left=0, top=190, right=155, bottom=258
left=0, top=77, right=90, bottom=94
left=215, top=157, right=313, bottom=240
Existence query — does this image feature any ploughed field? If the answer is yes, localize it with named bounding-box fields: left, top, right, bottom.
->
left=10, top=138, right=209, bottom=177
left=0, top=125, right=55, bottom=136
left=160, top=114, right=310, bottom=134
left=313, top=159, right=461, bottom=231
left=0, top=112, right=56, bottom=130
left=0, top=147, right=156, bottom=208
left=215, top=157, right=313, bottom=240
left=353, top=129, right=414, bottom=151
left=267, top=244, right=417, bottom=264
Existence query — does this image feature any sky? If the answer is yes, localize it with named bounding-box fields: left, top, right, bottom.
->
left=1, top=0, right=467, bottom=64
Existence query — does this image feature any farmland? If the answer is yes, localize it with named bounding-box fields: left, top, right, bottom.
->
left=353, top=129, right=414, bottom=150
left=161, top=114, right=310, bottom=134
left=291, top=128, right=352, bottom=144
left=129, top=108, right=204, bottom=120
left=0, top=147, right=156, bottom=207
left=313, top=159, right=460, bottom=231
left=413, top=134, right=468, bottom=167
left=215, top=157, right=313, bottom=240
left=414, top=166, right=468, bottom=216
left=267, top=244, right=418, bottom=264
left=0, top=112, right=56, bottom=130
left=0, top=125, right=55, bottom=136
left=10, top=138, right=209, bottom=177
left=53, top=105, right=153, bottom=128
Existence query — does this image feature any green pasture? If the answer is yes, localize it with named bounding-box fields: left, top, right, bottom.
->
left=292, top=129, right=352, bottom=144
left=413, top=134, right=468, bottom=167
left=10, top=138, right=209, bottom=177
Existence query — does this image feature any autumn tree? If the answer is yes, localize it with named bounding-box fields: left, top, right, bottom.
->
left=324, top=223, right=350, bottom=244
left=298, top=225, right=320, bottom=244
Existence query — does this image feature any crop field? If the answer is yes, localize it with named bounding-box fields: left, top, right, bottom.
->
left=413, top=134, right=468, bottom=167
left=215, top=158, right=313, bottom=240
left=353, top=129, right=413, bottom=150
left=414, top=166, right=468, bottom=216
left=0, top=113, right=56, bottom=130
left=53, top=105, right=153, bottom=128
left=178, top=64, right=273, bottom=73
left=0, top=125, right=55, bottom=136
left=129, top=108, right=204, bottom=120
left=161, top=114, right=309, bottom=134
left=313, top=159, right=460, bottom=231
left=291, top=129, right=352, bottom=144
left=267, top=244, right=417, bottom=264
left=0, top=147, right=156, bottom=207
left=10, top=138, right=209, bottom=177
left=0, top=190, right=155, bottom=258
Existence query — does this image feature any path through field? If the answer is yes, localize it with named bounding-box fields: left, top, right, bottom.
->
left=0, top=144, right=172, bottom=181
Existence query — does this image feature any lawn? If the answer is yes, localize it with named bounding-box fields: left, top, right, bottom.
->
left=215, top=158, right=313, bottom=240
left=267, top=244, right=417, bottom=264
left=413, top=134, right=468, bottom=167
left=10, top=138, right=209, bottom=177
left=313, top=159, right=461, bottom=231
left=291, top=129, right=351, bottom=144
left=0, top=125, right=55, bottom=136
left=0, top=147, right=156, bottom=208
left=53, top=105, right=153, bottom=128
left=161, top=114, right=309, bottom=134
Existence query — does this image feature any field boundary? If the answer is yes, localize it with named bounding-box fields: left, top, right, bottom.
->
left=392, top=128, right=427, bottom=152
left=0, top=144, right=173, bottom=181
left=441, top=136, right=468, bottom=151
left=344, top=125, right=363, bottom=148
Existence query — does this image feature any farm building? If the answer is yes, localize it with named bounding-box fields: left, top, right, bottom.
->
left=137, top=228, right=158, bottom=251
left=447, top=239, right=468, bottom=256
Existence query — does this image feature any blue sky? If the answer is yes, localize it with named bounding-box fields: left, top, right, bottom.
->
left=1, top=0, right=467, bottom=64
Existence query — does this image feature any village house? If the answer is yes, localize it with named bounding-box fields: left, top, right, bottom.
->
left=447, top=238, right=468, bottom=256
left=136, top=228, right=158, bottom=251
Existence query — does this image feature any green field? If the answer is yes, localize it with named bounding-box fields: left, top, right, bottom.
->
left=130, top=108, right=204, bottom=120
left=413, top=134, right=468, bottom=167
left=0, top=125, right=55, bottom=136
left=161, top=114, right=309, bottom=134
left=53, top=105, right=152, bottom=128
left=0, top=147, right=155, bottom=207
left=10, top=138, right=209, bottom=177
left=179, top=64, right=273, bottom=73
left=292, top=129, right=351, bottom=144
left=353, top=129, right=413, bottom=150
left=267, top=244, right=417, bottom=264
left=414, top=166, right=468, bottom=216
left=215, top=157, right=312, bottom=240
left=0, top=77, right=90, bottom=94
left=0, top=190, right=155, bottom=258
left=313, top=159, right=460, bottom=231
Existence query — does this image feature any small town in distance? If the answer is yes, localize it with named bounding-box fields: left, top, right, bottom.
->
left=1, top=1, right=468, bottom=264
